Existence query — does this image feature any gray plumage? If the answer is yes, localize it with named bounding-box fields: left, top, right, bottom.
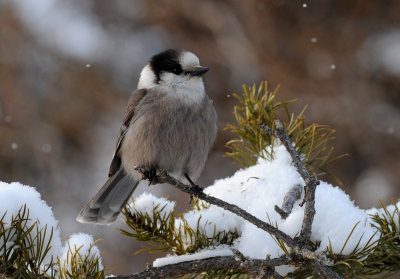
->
left=77, top=49, right=217, bottom=225
left=76, top=169, right=138, bottom=224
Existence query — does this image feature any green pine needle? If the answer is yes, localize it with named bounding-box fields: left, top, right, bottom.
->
left=56, top=240, right=104, bottom=279
left=225, top=81, right=347, bottom=184
left=0, top=205, right=104, bottom=279
left=120, top=199, right=238, bottom=256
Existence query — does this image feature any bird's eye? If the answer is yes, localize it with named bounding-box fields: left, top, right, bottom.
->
left=171, top=68, right=183, bottom=75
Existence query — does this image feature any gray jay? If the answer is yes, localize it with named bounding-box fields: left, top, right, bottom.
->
left=77, top=49, right=217, bottom=225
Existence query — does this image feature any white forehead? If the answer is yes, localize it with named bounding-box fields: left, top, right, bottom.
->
left=179, top=51, right=200, bottom=69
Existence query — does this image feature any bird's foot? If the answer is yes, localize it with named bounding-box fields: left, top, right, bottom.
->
left=137, top=166, right=160, bottom=185
left=148, top=167, right=157, bottom=186
left=184, top=173, right=203, bottom=194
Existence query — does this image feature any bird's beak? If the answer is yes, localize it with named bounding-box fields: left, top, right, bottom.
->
left=186, top=66, right=209, bottom=76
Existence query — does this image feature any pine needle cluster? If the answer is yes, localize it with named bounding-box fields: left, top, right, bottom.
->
left=289, top=201, right=400, bottom=278
left=0, top=205, right=55, bottom=278
left=56, top=240, right=104, bottom=279
left=225, top=81, right=346, bottom=181
left=0, top=205, right=104, bottom=279
left=120, top=199, right=238, bottom=256
left=332, top=201, right=400, bottom=278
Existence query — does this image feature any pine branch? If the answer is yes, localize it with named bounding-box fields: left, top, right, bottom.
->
left=232, top=249, right=285, bottom=279
left=274, top=184, right=303, bottom=219
left=121, top=202, right=238, bottom=255
left=134, top=121, right=343, bottom=279
left=225, top=82, right=346, bottom=183
left=107, top=255, right=291, bottom=279
left=135, top=166, right=298, bottom=250
left=261, top=120, right=319, bottom=245
left=118, top=105, right=346, bottom=278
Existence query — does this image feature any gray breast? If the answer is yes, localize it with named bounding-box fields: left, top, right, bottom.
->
left=120, top=91, right=217, bottom=182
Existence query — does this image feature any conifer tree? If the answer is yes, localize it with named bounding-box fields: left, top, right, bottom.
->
left=1, top=82, right=400, bottom=279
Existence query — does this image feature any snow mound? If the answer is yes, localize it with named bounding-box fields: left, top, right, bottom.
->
left=145, top=146, right=394, bottom=271
left=0, top=181, right=103, bottom=273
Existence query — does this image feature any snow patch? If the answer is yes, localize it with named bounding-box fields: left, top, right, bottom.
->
left=153, top=246, right=233, bottom=267
left=59, top=233, right=103, bottom=272
left=132, top=146, right=394, bottom=275
left=0, top=181, right=103, bottom=273
left=131, top=192, right=176, bottom=219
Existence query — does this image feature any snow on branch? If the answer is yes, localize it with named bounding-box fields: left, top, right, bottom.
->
left=133, top=166, right=299, bottom=250
left=261, top=120, right=319, bottom=244
left=115, top=82, right=400, bottom=278
left=126, top=122, right=343, bottom=278
left=110, top=254, right=290, bottom=279
left=3, top=82, right=400, bottom=278
left=274, top=184, right=303, bottom=219
left=0, top=181, right=104, bottom=278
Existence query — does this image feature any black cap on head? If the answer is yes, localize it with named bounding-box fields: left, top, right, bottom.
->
left=150, top=49, right=183, bottom=83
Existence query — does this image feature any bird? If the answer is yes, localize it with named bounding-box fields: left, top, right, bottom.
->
left=77, top=49, right=217, bottom=225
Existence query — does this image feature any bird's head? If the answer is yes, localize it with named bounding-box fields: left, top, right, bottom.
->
left=138, top=49, right=209, bottom=89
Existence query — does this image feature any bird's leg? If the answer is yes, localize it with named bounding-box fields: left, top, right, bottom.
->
left=137, top=166, right=162, bottom=184
left=148, top=167, right=157, bottom=186
left=184, top=173, right=203, bottom=206
left=184, top=173, right=196, bottom=187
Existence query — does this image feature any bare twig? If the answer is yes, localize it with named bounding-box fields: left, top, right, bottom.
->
left=260, top=121, right=319, bottom=244
left=274, top=205, right=289, bottom=220
left=260, top=121, right=317, bottom=186
left=274, top=184, right=303, bottom=219
left=107, top=255, right=291, bottom=279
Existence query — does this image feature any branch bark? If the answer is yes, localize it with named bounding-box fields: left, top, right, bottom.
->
left=123, top=122, right=342, bottom=279
left=274, top=184, right=303, bottom=219
left=133, top=166, right=341, bottom=278
left=107, top=255, right=291, bottom=279
left=135, top=166, right=298, bottom=249
left=260, top=121, right=319, bottom=244
left=309, top=259, right=343, bottom=279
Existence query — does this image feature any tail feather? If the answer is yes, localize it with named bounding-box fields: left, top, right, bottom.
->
left=77, top=169, right=139, bottom=225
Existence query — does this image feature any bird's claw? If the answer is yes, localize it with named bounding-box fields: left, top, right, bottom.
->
left=184, top=173, right=203, bottom=194
left=148, top=168, right=157, bottom=185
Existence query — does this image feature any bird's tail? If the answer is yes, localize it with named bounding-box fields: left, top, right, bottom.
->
left=76, top=168, right=139, bottom=225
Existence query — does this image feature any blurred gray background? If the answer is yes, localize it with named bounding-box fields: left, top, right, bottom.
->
left=1, top=0, right=400, bottom=275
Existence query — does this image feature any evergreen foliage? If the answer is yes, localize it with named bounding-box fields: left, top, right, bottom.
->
left=0, top=205, right=54, bottom=278
left=225, top=81, right=346, bottom=181
left=119, top=82, right=400, bottom=278
left=289, top=201, right=400, bottom=278
left=1, top=81, right=400, bottom=278
left=0, top=206, right=104, bottom=279
left=56, top=240, right=104, bottom=279
left=120, top=199, right=238, bottom=256
left=332, top=201, right=400, bottom=278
